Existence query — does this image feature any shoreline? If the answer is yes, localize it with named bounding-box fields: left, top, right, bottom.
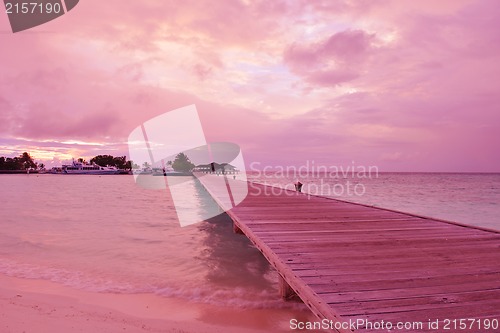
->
left=0, top=170, right=39, bottom=174
left=0, top=273, right=321, bottom=333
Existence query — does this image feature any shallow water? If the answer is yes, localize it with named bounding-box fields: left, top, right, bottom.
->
left=0, top=174, right=291, bottom=310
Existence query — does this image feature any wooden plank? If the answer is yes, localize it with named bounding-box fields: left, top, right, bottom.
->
left=331, top=289, right=500, bottom=315
left=285, top=257, right=500, bottom=273
left=277, top=247, right=500, bottom=262
left=270, top=238, right=500, bottom=252
left=257, top=233, right=495, bottom=242
left=293, top=266, right=500, bottom=279
left=301, top=272, right=500, bottom=290
left=318, top=286, right=500, bottom=304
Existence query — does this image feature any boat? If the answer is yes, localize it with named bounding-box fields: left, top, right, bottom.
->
left=132, top=167, right=153, bottom=175
left=152, top=171, right=193, bottom=176
left=49, top=167, right=63, bottom=174
left=152, top=166, right=192, bottom=176
left=57, top=160, right=121, bottom=175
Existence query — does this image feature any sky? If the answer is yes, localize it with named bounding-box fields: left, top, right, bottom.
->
left=0, top=0, right=499, bottom=172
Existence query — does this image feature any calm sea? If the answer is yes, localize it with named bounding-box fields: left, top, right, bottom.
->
left=248, top=172, right=500, bottom=231
left=0, top=174, right=284, bottom=308
left=0, top=172, right=498, bottom=318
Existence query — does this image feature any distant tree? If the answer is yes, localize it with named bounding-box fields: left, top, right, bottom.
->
left=90, top=155, right=114, bottom=167
left=0, top=152, right=36, bottom=170
left=123, top=160, right=132, bottom=170
left=38, top=163, right=45, bottom=170
left=143, top=161, right=151, bottom=168
left=112, top=156, right=127, bottom=169
left=90, top=155, right=132, bottom=169
left=172, top=152, right=195, bottom=172
left=19, top=152, right=36, bottom=170
left=3, top=157, right=17, bottom=170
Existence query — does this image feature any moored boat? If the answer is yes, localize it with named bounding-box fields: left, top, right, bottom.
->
left=152, top=167, right=192, bottom=176
left=54, top=160, right=121, bottom=175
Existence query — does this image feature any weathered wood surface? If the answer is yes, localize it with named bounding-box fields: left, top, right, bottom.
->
left=194, top=173, right=500, bottom=332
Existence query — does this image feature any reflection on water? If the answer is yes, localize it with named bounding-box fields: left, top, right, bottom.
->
left=198, top=214, right=275, bottom=291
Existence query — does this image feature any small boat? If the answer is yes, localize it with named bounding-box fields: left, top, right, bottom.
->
left=132, top=167, right=153, bottom=175
left=57, top=160, right=121, bottom=175
left=152, top=167, right=192, bottom=177
left=49, top=167, right=63, bottom=174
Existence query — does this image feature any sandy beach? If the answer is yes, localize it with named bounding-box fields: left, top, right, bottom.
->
left=0, top=274, right=318, bottom=333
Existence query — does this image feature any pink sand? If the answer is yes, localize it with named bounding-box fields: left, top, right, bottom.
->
left=0, top=274, right=322, bottom=333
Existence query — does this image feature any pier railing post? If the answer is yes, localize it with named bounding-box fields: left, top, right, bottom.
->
left=233, top=221, right=243, bottom=234
left=279, top=276, right=297, bottom=300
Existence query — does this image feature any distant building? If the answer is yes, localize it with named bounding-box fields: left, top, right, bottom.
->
left=193, top=162, right=239, bottom=174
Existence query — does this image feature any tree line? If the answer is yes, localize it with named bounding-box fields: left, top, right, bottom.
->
left=89, top=155, right=132, bottom=170
left=0, top=152, right=39, bottom=170
left=0, top=152, right=196, bottom=172
left=0, top=152, right=133, bottom=171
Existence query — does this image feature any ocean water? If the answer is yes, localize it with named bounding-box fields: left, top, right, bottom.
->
left=0, top=172, right=498, bottom=323
left=248, top=172, right=500, bottom=231
left=0, top=174, right=286, bottom=309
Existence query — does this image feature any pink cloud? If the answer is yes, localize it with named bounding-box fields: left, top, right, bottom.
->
left=285, top=30, right=374, bottom=66
left=284, top=30, right=374, bottom=86
left=0, top=0, right=499, bottom=171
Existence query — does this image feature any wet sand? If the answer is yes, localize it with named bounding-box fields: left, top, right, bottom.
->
left=0, top=274, right=321, bottom=333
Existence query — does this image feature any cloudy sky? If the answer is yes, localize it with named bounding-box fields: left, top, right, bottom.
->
left=1, top=0, right=499, bottom=171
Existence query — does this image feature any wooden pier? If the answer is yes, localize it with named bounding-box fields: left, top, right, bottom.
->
left=194, top=173, right=500, bottom=332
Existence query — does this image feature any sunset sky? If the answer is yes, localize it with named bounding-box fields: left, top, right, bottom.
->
left=1, top=0, right=499, bottom=171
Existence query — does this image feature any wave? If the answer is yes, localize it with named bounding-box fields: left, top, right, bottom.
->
left=0, top=257, right=304, bottom=310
